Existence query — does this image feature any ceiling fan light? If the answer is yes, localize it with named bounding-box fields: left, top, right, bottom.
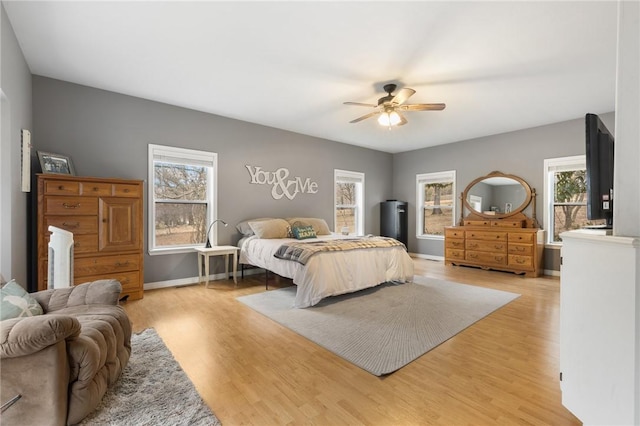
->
left=378, top=110, right=401, bottom=127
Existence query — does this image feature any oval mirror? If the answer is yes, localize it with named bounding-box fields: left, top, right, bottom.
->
left=462, top=171, right=532, bottom=219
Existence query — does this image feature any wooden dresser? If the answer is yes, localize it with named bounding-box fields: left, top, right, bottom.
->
left=36, top=174, right=144, bottom=300
left=446, top=171, right=544, bottom=277
left=445, top=223, right=544, bottom=277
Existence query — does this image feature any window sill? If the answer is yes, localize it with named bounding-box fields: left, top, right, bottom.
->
left=148, top=246, right=205, bottom=256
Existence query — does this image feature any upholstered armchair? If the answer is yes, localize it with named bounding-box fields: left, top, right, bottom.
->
left=0, top=279, right=132, bottom=425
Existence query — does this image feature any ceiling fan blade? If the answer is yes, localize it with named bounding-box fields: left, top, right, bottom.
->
left=391, top=88, right=416, bottom=105
left=397, top=112, right=408, bottom=126
left=349, top=110, right=380, bottom=123
left=344, top=102, right=377, bottom=108
left=399, top=103, right=446, bottom=111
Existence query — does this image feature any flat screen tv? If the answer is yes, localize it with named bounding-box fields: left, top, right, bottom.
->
left=585, top=113, right=614, bottom=228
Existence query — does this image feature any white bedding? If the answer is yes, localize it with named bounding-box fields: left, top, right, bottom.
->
left=239, top=234, right=414, bottom=308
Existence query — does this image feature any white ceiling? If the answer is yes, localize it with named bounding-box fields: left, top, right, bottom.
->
left=3, top=1, right=618, bottom=154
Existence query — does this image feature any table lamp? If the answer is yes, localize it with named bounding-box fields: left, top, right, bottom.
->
left=205, top=219, right=228, bottom=248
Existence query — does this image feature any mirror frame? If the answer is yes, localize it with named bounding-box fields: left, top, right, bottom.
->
left=462, top=171, right=533, bottom=219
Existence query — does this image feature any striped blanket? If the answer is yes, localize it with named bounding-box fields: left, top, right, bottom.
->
left=273, top=236, right=406, bottom=265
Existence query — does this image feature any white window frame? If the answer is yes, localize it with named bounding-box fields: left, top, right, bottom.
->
left=148, top=144, right=218, bottom=255
left=334, top=169, right=365, bottom=236
left=416, top=170, right=456, bottom=240
left=543, top=155, right=585, bottom=246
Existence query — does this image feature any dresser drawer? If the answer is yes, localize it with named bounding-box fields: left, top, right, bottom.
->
left=508, top=243, right=533, bottom=256
left=75, top=254, right=140, bottom=276
left=466, top=230, right=507, bottom=241
left=508, top=254, right=534, bottom=270
left=446, top=238, right=465, bottom=249
left=45, top=215, right=98, bottom=234
left=80, top=182, right=112, bottom=196
left=45, top=197, right=98, bottom=215
left=113, top=184, right=141, bottom=197
left=445, top=228, right=465, bottom=239
left=44, top=180, right=81, bottom=195
left=464, top=220, right=490, bottom=226
left=508, top=232, right=534, bottom=243
left=466, top=250, right=507, bottom=265
left=491, top=220, right=524, bottom=228
left=465, top=240, right=507, bottom=253
left=446, top=249, right=465, bottom=260
left=44, top=233, right=98, bottom=255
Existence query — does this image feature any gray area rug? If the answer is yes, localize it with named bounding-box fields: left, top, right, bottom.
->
left=237, top=275, right=519, bottom=376
left=80, top=328, right=221, bottom=426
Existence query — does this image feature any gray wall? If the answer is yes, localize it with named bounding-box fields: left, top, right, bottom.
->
left=1, top=4, right=32, bottom=286
left=393, top=111, right=615, bottom=271
left=32, top=76, right=393, bottom=283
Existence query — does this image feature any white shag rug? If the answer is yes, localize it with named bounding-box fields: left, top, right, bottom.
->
left=79, top=328, right=221, bottom=425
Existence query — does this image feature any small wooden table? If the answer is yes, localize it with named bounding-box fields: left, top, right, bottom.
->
left=195, top=246, right=239, bottom=288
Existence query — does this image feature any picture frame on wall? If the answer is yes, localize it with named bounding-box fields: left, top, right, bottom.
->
left=37, top=151, right=76, bottom=175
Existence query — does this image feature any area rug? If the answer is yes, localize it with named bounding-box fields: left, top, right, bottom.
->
left=79, top=328, right=221, bottom=426
left=237, top=276, right=519, bottom=376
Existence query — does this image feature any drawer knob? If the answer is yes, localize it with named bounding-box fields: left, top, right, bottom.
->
left=63, top=203, right=80, bottom=209
left=62, top=222, right=79, bottom=228
left=516, top=258, right=526, bottom=264
left=124, top=189, right=130, bottom=193
left=115, top=261, right=130, bottom=267
left=58, top=185, right=64, bottom=190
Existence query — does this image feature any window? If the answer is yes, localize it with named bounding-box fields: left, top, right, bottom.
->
left=148, top=144, right=217, bottom=254
left=416, top=170, right=456, bottom=238
left=334, top=170, right=364, bottom=235
left=544, top=155, right=605, bottom=244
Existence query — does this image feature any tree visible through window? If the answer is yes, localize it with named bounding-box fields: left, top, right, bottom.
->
left=154, top=163, right=208, bottom=246
left=149, top=144, right=217, bottom=254
left=545, top=156, right=605, bottom=243
left=334, top=170, right=364, bottom=235
left=417, top=171, right=456, bottom=238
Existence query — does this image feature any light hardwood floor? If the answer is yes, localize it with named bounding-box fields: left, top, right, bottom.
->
left=123, top=259, right=581, bottom=425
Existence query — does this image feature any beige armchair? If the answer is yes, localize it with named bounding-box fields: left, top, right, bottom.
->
left=0, top=280, right=132, bottom=425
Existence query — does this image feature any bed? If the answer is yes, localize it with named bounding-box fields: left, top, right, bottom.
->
left=238, top=217, right=414, bottom=308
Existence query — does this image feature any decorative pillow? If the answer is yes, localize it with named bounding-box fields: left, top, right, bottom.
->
left=236, top=218, right=274, bottom=236
left=249, top=218, right=291, bottom=239
left=1, top=280, right=43, bottom=321
left=292, top=225, right=317, bottom=240
left=285, top=217, right=331, bottom=235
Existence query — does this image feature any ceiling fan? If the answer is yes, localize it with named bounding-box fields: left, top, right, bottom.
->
left=344, top=83, right=445, bottom=127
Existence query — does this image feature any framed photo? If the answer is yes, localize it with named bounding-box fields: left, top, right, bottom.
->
left=37, top=151, right=76, bottom=175
left=505, top=202, right=513, bottom=213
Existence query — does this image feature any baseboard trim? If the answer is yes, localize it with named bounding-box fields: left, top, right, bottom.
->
left=409, top=252, right=444, bottom=262
left=544, top=269, right=561, bottom=277
left=144, top=267, right=264, bottom=291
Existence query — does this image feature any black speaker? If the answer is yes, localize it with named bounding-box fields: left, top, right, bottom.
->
left=380, top=200, right=408, bottom=246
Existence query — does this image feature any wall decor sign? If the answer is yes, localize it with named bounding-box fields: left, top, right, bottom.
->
left=246, top=165, right=318, bottom=200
